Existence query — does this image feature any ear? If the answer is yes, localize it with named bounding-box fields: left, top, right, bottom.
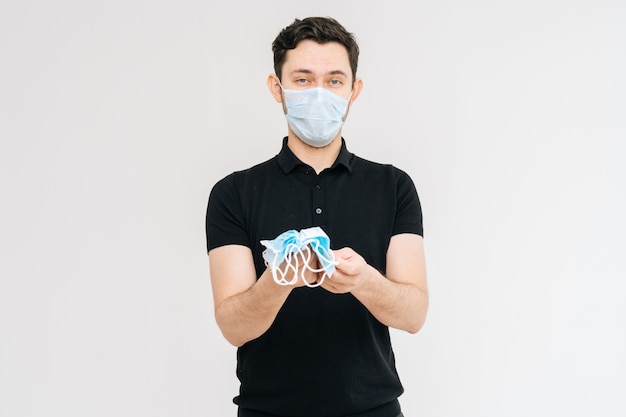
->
left=349, top=78, right=364, bottom=106
left=267, top=74, right=283, bottom=103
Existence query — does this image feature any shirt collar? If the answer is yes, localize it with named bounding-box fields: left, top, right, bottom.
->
left=276, top=137, right=354, bottom=174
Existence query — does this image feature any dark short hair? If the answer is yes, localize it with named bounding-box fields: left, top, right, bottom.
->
left=272, top=17, right=360, bottom=84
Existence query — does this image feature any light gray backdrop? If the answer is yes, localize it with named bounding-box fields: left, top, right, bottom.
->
left=1, top=0, right=624, bottom=416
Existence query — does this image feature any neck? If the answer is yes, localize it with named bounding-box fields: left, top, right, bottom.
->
left=287, top=134, right=342, bottom=174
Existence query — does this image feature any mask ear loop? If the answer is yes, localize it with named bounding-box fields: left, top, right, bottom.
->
left=298, top=245, right=324, bottom=288
left=300, top=242, right=338, bottom=287
left=272, top=242, right=301, bottom=286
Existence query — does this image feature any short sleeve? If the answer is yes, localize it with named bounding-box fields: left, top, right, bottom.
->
left=205, top=173, right=251, bottom=252
left=392, top=168, right=423, bottom=237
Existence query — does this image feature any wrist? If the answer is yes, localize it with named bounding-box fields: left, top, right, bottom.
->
left=351, top=264, right=383, bottom=297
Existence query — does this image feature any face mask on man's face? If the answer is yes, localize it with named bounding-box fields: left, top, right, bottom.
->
left=281, top=85, right=351, bottom=147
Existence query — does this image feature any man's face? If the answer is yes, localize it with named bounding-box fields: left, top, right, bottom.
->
left=280, top=39, right=353, bottom=100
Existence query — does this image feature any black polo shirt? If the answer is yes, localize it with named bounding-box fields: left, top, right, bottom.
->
left=206, top=138, right=423, bottom=417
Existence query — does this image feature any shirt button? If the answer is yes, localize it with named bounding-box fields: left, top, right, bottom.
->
left=315, top=184, right=321, bottom=190
left=315, top=208, right=322, bottom=215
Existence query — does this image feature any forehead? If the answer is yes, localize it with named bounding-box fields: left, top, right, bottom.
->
left=282, top=39, right=351, bottom=76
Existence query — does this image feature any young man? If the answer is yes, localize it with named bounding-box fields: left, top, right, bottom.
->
left=206, top=17, right=428, bottom=417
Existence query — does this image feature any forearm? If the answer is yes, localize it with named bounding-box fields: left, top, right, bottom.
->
left=215, top=269, right=292, bottom=347
left=351, top=266, right=428, bottom=333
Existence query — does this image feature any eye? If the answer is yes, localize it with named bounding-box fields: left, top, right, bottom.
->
left=329, top=79, right=343, bottom=86
left=295, top=78, right=309, bottom=84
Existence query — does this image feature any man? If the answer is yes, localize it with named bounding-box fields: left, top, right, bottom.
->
left=206, top=16, right=428, bottom=417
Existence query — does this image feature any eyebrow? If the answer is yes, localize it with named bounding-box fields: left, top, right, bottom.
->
left=290, top=69, right=349, bottom=77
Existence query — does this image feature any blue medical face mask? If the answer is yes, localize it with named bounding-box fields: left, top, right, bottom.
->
left=281, top=85, right=351, bottom=148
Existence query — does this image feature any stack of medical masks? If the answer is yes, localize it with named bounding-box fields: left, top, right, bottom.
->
left=261, top=226, right=337, bottom=288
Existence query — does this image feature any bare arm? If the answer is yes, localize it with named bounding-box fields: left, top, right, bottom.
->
left=320, top=233, right=428, bottom=333
left=209, top=244, right=319, bottom=347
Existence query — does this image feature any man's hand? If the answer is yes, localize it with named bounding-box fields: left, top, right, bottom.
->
left=319, top=247, right=374, bottom=294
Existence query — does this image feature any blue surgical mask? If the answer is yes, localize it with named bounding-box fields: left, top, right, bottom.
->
left=281, top=86, right=351, bottom=148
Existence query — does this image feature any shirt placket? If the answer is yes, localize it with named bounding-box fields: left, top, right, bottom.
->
left=309, top=170, right=325, bottom=227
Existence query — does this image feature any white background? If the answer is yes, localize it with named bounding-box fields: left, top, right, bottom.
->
left=1, top=1, right=624, bottom=416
